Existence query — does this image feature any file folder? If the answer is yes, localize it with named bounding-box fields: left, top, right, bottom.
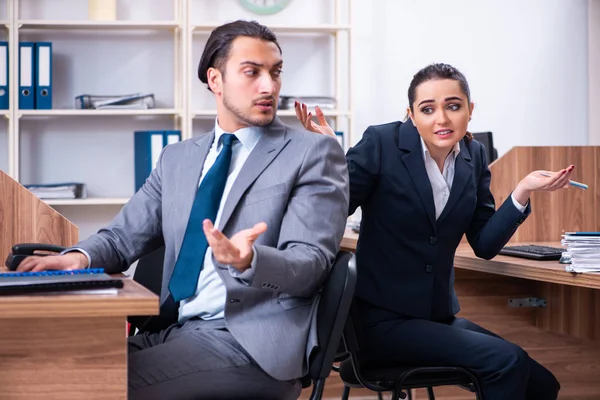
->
left=164, top=130, right=181, bottom=146
left=0, top=42, right=7, bottom=110
left=18, top=42, right=35, bottom=110
left=134, top=131, right=166, bottom=192
left=34, top=42, right=52, bottom=110
left=335, top=131, right=344, bottom=149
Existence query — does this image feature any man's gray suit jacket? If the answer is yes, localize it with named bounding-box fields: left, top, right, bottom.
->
left=75, top=118, right=350, bottom=381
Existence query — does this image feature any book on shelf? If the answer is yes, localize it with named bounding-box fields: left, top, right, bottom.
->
left=75, top=93, right=155, bottom=110
left=24, top=182, right=87, bottom=199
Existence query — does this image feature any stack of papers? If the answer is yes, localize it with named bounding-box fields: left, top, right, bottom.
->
left=24, top=182, right=87, bottom=199
left=561, top=232, right=600, bottom=273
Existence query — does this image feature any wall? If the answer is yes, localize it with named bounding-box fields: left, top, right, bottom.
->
left=351, top=0, right=589, bottom=157
left=2, top=0, right=592, bottom=239
left=589, top=0, right=600, bottom=145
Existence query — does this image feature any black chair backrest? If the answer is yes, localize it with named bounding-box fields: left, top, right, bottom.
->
left=472, top=131, right=498, bottom=163
left=307, top=251, right=357, bottom=380
left=127, top=245, right=179, bottom=334
left=132, top=245, right=165, bottom=296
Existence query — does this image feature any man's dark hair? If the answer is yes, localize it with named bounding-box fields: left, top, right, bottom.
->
left=198, top=20, right=281, bottom=92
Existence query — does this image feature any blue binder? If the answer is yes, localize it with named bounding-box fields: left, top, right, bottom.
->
left=18, top=42, right=35, bottom=110
left=335, top=131, right=344, bottom=149
left=164, top=130, right=181, bottom=146
left=34, top=42, right=52, bottom=109
left=0, top=41, right=8, bottom=110
left=134, top=131, right=166, bottom=192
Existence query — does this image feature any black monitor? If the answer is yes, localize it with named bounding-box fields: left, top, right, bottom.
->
left=472, top=132, right=498, bottom=163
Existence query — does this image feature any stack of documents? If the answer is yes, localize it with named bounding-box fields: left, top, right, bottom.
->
left=561, top=232, right=600, bottom=273
left=75, top=93, right=155, bottom=110
left=24, top=182, right=87, bottom=199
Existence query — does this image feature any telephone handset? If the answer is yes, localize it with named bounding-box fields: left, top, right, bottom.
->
left=4, top=243, right=67, bottom=271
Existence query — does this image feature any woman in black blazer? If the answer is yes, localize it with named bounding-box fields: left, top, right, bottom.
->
left=295, top=63, right=573, bottom=400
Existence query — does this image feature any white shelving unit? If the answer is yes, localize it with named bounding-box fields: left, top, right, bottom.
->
left=0, top=0, right=352, bottom=239
left=18, top=109, right=182, bottom=116
left=18, top=20, right=180, bottom=29
left=44, top=197, right=130, bottom=206
left=191, top=109, right=351, bottom=118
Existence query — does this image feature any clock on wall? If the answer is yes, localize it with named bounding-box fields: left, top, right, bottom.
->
left=238, top=0, right=293, bottom=15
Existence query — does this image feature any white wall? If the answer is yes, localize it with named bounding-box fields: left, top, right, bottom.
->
left=589, top=0, right=600, bottom=145
left=6, top=0, right=591, bottom=239
left=351, top=0, right=589, bottom=156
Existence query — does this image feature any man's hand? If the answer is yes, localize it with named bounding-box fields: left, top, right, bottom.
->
left=203, top=220, right=268, bottom=272
left=16, top=252, right=89, bottom=272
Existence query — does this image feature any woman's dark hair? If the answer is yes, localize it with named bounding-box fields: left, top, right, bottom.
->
left=407, top=63, right=473, bottom=142
left=198, top=20, right=281, bottom=92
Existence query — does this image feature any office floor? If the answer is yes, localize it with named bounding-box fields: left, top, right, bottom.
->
left=299, top=376, right=478, bottom=399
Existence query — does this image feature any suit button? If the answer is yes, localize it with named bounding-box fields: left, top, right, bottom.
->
left=429, top=237, right=437, bottom=245
left=425, top=265, right=434, bottom=273
left=229, top=299, right=240, bottom=303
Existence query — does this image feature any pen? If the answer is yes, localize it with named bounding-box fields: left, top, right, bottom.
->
left=539, top=172, right=588, bottom=190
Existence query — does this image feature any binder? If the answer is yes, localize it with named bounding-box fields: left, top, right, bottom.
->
left=134, top=131, right=166, bottom=192
left=34, top=42, right=52, bottom=110
left=134, top=130, right=182, bottom=192
left=335, top=131, right=344, bottom=149
left=164, top=130, right=181, bottom=146
left=0, top=269, right=123, bottom=295
left=0, top=42, right=8, bottom=110
left=18, top=42, right=35, bottom=110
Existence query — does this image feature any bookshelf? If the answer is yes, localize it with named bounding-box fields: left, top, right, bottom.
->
left=18, top=108, right=181, bottom=116
left=44, top=197, right=130, bottom=206
left=18, top=20, right=180, bottom=29
left=0, top=0, right=352, bottom=239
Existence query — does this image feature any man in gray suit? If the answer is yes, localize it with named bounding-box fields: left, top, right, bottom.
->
left=18, top=20, right=349, bottom=400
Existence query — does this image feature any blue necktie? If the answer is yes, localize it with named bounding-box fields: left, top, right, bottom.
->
left=169, top=133, right=237, bottom=302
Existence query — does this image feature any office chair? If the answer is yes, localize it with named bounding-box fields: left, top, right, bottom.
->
left=127, top=245, right=178, bottom=336
left=301, top=251, right=357, bottom=400
left=338, top=302, right=484, bottom=400
left=127, top=247, right=358, bottom=400
left=472, top=131, right=498, bottom=163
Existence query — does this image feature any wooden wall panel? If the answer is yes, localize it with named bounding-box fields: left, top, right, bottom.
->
left=488, top=146, right=600, bottom=242
left=0, top=169, right=78, bottom=264
left=536, top=282, right=600, bottom=341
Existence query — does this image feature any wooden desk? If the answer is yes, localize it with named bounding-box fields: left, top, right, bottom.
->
left=455, top=242, right=600, bottom=290
left=0, top=278, right=158, bottom=400
left=338, top=230, right=600, bottom=400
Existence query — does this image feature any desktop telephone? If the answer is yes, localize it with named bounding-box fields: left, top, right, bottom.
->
left=4, top=243, right=66, bottom=271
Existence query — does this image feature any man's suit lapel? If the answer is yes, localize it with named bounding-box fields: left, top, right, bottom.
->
left=437, top=139, right=473, bottom=223
left=398, top=120, right=437, bottom=231
left=218, top=118, right=290, bottom=230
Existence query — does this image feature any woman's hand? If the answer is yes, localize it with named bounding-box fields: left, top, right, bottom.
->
left=512, top=165, right=574, bottom=205
left=294, top=101, right=336, bottom=137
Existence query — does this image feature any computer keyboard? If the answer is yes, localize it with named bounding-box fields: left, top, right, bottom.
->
left=498, top=244, right=564, bottom=261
